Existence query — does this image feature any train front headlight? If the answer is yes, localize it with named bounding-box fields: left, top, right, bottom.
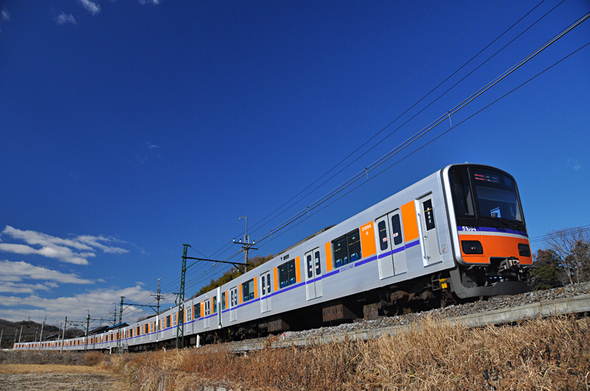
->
left=461, top=240, right=483, bottom=254
left=518, top=243, right=531, bottom=257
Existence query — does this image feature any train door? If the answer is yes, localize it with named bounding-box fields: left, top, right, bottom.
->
left=304, top=248, right=323, bottom=300
left=260, top=270, right=272, bottom=313
left=416, top=194, right=441, bottom=266
left=217, top=287, right=222, bottom=328
left=375, top=210, right=408, bottom=279
left=229, top=286, right=238, bottom=322
left=204, top=299, right=211, bottom=328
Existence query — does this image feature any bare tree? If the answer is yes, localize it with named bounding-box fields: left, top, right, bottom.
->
left=544, top=227, right=590, bottom=284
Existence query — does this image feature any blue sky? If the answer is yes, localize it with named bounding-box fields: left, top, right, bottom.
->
left=1, top=0, right=589, bottom=328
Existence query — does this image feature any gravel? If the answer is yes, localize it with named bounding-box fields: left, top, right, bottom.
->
left=235, top=282, right=590, bottom=345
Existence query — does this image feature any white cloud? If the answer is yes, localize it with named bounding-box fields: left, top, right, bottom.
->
left=0, top=282, right=52, bottom=294
left=0, top=226, right=128, bottom=265
left=55, top=13, right=77, bottom=25
left=2, top=10, right=10, bottom=21
left=78, top=0, right=101, bottom=15
left=139, top=0, right=161, bottom=5
left=0, top=260, right=93, bottom=284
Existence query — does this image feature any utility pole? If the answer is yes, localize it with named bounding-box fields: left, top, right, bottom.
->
left=151, top=278, right=162, bottom=316
left=38, top=318, right=45, bottom=350
left=176, top=245, right=249, bottom=349
left=0, top=329, right=3, bottom=349
left=18, top=326, right=22, bottom=343
left=233, top=216, right=258, bottom=273
left=60, top=317, right=67, bottom=353
left=176, top=244, right=188, bottom=350
left=117, top=296, right=124, bottom=354
left=85, top=312, right=90, bottom=351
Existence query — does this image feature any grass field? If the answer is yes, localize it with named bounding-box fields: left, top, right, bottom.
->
left=2, top=315, right=590, bottom=390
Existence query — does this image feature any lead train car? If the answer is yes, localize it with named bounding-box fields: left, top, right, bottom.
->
left=15, top=164, right=532, bottom=351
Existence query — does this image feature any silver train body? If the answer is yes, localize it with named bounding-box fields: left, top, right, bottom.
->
left=15, top=164, right=533, bottom=351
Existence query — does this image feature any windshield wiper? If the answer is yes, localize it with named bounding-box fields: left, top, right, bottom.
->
left=486, top=217, right=525, bottom=231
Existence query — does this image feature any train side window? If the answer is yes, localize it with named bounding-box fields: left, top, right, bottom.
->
left=333, top=236, right=347, bottom=267
left=278, top=260, right=296, bottom=288
left=332, top=229, right=362, bottom=267
left=242, top=279, right=255, bottom=302
left=391, top=215, right=403, bottom=245
left=423, top=199, right=435, bottom=230
left=213, top=296, right=218, bottom=313
left=378, top=220, right=389, bottom=251
left=186, top=306, right=192, bottom=321
left=314, top=250, right=321, bottom=275
left=449, top=166, right=475, bottom=218
left=222, top=292, right=227, bottom=310
left=306, top=254, right=313, bottom=278
left=166, top=315, right=171, bottom=328
left=347, top=230, right=361, bottom=262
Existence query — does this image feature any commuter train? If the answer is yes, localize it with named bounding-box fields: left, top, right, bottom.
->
left=14, top=164, right=532, bottom=352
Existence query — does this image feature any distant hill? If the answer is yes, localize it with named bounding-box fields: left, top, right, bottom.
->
left=0, top=318, right=82, bottom=348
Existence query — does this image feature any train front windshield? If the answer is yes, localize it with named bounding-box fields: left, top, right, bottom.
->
left=448, top=166, right=525, bottom=232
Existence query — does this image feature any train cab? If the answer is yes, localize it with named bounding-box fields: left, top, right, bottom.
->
left=443, top=164, right=532, bottom=298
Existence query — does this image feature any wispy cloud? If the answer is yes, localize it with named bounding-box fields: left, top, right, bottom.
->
left=2, top=10, right=10, bottom=21
left=0, top=259, right=94, bottom=294
left=0, top=226, right=128, bottom=265
left=78, top=0, right=101, bottom=15
left=567, top=159, right=582, bottom=171
left=139, top=0, right=161, bottom=5
left=55, top=13, right=77, bottom=25
left=0, top=260, right=94, bottom=284
left=0, top=282, right=53, bottom=294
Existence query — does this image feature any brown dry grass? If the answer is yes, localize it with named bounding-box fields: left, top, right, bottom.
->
left=5, top=315, right=590, bottom=390
left=101, top=314, right=590, bottom=390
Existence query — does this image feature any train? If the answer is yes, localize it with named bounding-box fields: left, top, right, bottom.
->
left=14, top=163, right=533, bottom=352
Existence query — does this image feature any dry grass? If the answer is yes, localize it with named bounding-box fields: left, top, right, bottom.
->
left=5, top=315, right=590, bottom=390
left=0, top=364, right=114, bottom=375
left=103, top=314, right=590, bottom=390
left=0, top=353, right=131, bottom=391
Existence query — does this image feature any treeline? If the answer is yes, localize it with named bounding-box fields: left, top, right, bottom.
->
left=0, top=319, right=82, bottom=348
left=531, top=226, right=590, bottom=290
left=193, top=255, right=274, bottom=297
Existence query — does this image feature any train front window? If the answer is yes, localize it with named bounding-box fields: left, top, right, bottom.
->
left=449, top=166, right=524, bottom=229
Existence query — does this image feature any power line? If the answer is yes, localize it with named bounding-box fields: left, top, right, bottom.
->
left=530, top=225, right=590, bottom=243
left=252, top=13, right=590, bottom=248
left=243, top=0, right=564, bottom=245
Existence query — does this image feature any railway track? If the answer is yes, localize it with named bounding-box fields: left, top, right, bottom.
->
left=225, top=291, right=590, bottom=352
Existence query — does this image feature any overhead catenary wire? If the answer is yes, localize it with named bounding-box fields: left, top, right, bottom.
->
left=252, top=11, right=590, bottom=248
left=252, top=38, right=590, bottom=254
left=242, top=0, right=564, bottom=246
left=239, top=0, right=565, bottom=239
